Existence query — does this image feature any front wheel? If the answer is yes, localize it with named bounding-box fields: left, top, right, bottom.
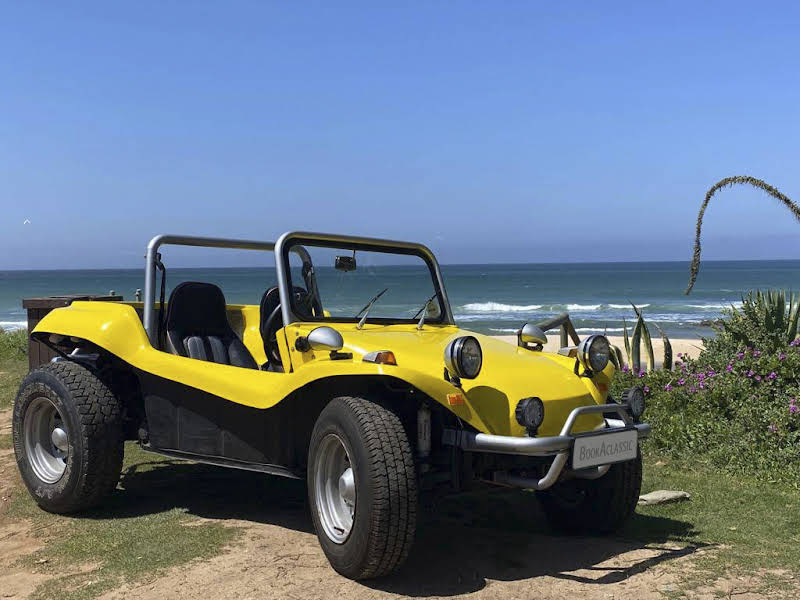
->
left=308, top=396, right=417, bottom=580
left=537, top=450, right=642, bottom=534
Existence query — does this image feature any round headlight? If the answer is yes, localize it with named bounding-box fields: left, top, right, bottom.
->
left=577, top=334, right=610, bottom=373
left=444, top=336, right=483, bottom=379
left=621, top=386, right=646, bottom=419
left=515, top=397, right=544, bottom=433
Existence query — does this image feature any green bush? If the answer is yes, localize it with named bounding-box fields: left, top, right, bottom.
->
left=612, top=338, right=800, bottom=483
left=0, top=328, right=28, bottom=361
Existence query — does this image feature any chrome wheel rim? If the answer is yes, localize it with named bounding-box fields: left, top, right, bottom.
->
left=314, top=433, right=356, bottom=544
left=24, top=397, right=69, bottom=484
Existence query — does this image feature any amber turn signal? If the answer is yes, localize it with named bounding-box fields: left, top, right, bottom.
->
left=362, top=350, right=397, bottom=365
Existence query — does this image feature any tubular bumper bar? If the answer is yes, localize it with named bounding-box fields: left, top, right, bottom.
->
left=443, top=402, right=650, bottom=457
left=441, top=403, right=651, bottom=491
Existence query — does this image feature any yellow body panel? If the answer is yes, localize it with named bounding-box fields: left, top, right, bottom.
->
left=33, top=301, right=610, bottom=436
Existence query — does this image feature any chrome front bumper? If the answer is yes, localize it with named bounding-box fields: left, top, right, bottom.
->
left=442, top=403, right=651, bottom=491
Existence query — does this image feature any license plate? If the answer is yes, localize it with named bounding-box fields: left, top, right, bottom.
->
left=572, top=430, right=638, bottom=470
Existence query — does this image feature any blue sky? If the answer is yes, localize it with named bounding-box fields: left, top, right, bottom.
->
left=2, top=1, right=800, bottom=269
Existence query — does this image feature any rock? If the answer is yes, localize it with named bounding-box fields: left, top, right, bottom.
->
left=638, top=490, right=690, bottom=505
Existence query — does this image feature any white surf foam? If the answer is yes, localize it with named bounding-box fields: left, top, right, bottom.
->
left=0, top=321, right=26, bottom=331
left=567, top=304, right=602, bottom=311
left=462, top=302, right=543, bottom=313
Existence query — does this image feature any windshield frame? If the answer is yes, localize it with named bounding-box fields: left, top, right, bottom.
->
left=275, top=231, right=455, bottom=327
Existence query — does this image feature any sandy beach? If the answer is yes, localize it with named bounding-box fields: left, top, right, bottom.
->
left=494, top=335, right=704, bottom=361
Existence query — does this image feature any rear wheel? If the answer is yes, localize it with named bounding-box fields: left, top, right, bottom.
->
left=12, top=361, right=124, bottom=513
left=537, top=450, right=642, bottom=534
left=308, top=396, right=417, bottom=579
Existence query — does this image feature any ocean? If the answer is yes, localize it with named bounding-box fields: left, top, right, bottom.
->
left=1, top=260, right=798, bottom=338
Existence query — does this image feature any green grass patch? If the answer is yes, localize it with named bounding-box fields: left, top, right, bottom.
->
left=0, top=328, right=27, bottom=361
left=0, top=358, right=27, bottom=411
left=9, top=443, right=243, bottom=600
left=631, top=453, right=799, bottom=594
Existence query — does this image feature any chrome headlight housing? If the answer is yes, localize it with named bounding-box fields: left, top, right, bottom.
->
left=444, top=336, right=483, bottom=379
left=577, top=334, right=610, bottom=373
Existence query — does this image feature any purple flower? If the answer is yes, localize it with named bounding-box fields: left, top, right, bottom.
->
left=790, top=405, right=798, bottom=415
left=698, top=382, right=705, bottom=389
left=768, top=423, right=778, bottom=433
left=736, top=351, right=745, bottom=360
left=791, top=338, right=800, bottom=347
left=638, top=370, right=646, bottom=378
left=753, top=350, right=762, bottom=357
left=644, top=385, right=650, bottom=394
left=768, top=371, right=777, bottom=380
left=678, top=378, right=686, bottom=386
left=688, top=386, right=697, bottom=393
left=697, top=373, right=706, bottom=381
left=747, top=370, right=755, bottom=378
left=622, top=364, right=629, bottom=373
left=726, top=364, right=733, bottom=373
left=664, top=384, right=673, bottom=391
left=755, top=375, right=762, bottom=382
left=779, top=353, right=787, bottom=360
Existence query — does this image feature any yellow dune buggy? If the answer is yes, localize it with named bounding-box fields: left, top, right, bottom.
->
left=13, top=232, right=649, bottom=579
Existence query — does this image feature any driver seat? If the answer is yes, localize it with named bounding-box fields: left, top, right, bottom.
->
left=164, top=282, right=258, bottom=369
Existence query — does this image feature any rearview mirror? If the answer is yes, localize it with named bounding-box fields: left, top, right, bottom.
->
left=335, top=255, right=357, bottom=272
left=296, top=326, right=344, bottom=352
left=518, top=323, right=547, bottom=348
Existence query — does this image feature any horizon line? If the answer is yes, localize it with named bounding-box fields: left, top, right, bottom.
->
left=2, top=257, right=800, bottom=273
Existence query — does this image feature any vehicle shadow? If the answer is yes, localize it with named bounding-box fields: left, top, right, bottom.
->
left=79, top=455, right=705, bottom=596
left=371, top=490, right=705, bottom=596
left=80, top=457, right=314, bottom=534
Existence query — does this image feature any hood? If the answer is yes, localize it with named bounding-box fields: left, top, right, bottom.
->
left=288, top=322, right=611, bottom=437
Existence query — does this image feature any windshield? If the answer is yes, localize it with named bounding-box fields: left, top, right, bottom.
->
left=285, top=241, right=445, bottom=325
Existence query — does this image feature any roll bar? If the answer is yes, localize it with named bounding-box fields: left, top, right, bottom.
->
left=143, top=232, right=455, bottom=347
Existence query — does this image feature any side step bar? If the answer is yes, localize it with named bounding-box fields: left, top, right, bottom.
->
left=141, top=445, right=302, bottom=479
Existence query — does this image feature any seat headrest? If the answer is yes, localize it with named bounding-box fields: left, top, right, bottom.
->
left=166, top=282, right=230, bottom=336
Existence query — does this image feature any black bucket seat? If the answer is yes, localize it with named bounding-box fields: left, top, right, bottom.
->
left=164, top=281, right=257, bottom=369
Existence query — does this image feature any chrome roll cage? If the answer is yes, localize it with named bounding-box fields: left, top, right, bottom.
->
left=143, top=232, right=455, bottom=347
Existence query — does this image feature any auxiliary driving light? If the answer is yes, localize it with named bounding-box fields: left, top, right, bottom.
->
left=515, top=397, right=545, bottom=434
left=577, top=334, right=611, bottom=373
left=444, top=336, right=483, bottom=379
left=621, top=386, right=646, bottom=419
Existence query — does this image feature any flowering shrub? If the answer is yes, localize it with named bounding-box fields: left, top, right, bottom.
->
left=611, top=339, right=800, bottom=483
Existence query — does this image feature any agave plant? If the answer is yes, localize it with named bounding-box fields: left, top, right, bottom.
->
left=619, top=304, right=672, bottom=371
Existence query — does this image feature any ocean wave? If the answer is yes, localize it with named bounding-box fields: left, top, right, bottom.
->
left=462, top=302, right=543, bottom=312
left=608, top=303, right=649, bottom=309
left=0, top=320, right=26, bottom=331
left=685, top=302, right=742, bottom=310
left=488, top=328, right=519, bottom=333
left=575, top=327, right=626, bottom=333
left=566, top=304, right=601, bottom=311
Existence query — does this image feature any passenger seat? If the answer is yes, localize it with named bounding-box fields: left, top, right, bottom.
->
left=164, top=282, right=258, bottom=369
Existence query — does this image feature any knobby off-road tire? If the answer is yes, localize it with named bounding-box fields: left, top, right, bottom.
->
left=308, top=396, right=418, bottom=580
left=537, top=450, right=642, bottom=534
left=12, top=361, right=124, bottom=513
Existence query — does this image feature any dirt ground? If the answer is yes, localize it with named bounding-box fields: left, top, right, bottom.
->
left=0, top=408, right=782, bottom=600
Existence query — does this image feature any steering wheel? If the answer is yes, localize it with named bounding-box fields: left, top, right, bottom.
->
left=262, top=287, right=317, bottom=366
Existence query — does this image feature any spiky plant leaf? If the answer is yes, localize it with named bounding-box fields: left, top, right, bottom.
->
left=622, top=317, right=631, bottom=366
left=654, top=322, right=673, bottom=371
left=641, top=320, right=656, bottom=372
left=612, top=344, right=625, bottom=370
left=788, top=292, right=800, bottom=341
left=631, top=315, right=643, bottom=373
